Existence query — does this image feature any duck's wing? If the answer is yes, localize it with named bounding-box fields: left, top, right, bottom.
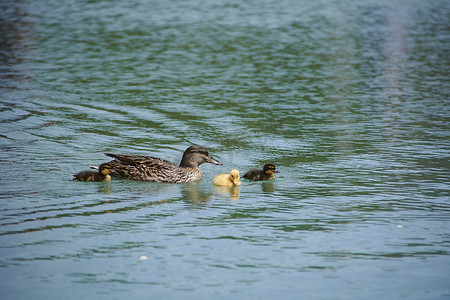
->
left=104, top=153, right=177, bottom=169
left=73, top=170, right=96, bottom=181
left=242, top=169, right=262, bottom=180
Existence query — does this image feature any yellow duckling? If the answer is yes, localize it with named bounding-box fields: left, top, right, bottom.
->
left=213, top=169, right=241, bottom=186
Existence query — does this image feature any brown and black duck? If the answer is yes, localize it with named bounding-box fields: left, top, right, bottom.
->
left=104, top=145, right=222, bottom=183
left=242, top=163, right=279, bottom=181
left=73, top=163, right=113, bottom=182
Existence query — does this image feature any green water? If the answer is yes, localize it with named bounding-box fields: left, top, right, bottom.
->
left=1, top=0, right=449, bottom=299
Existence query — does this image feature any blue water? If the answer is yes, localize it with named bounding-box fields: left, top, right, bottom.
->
left=0, top=0, right=449, bottom=299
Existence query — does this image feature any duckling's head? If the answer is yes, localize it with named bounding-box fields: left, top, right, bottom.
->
left=180, top=145, right=223, bottom=168
left=229, top=169, right=241, bottom=185
left=99, top=163, right=114, bottom=175
left=263, top=163, right=279, bottom=175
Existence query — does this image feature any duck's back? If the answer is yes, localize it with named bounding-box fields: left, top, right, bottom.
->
left=105, top=153, right=176, bottom=167
left=213, top=173, right=230, bottom=186
left=242, top=169, right=262, bottom=181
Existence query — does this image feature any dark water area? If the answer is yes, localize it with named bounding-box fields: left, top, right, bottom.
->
left=0, top=0, right=449, bottom=299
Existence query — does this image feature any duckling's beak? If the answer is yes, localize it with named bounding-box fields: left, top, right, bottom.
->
left=274, top=170, right=280, bottom=173
left=208, top=156, right=223, bottom=166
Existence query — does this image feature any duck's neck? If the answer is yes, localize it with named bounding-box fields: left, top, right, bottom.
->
left=179, top=159, right=198, bottom=168
left=264, top=173, right=275, bottom=180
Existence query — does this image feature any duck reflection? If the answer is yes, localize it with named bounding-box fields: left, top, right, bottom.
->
left=214, top=185, right=240, bottom=201
left=98, top=182, right=111, bottom=194
left=261, top=181, right=275, bottom=193
left=181, top=184, right=211, bottom=204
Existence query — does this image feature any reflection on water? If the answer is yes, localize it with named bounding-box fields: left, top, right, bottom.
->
left=261, top=181, right=275, bottom=193
left=213, top=185, right=241, bottom=201
left=0, top=0, right=449, bottom=299
left=97, top=182, right=111, bottom=194
left=181, top=184, right=212, bottom=204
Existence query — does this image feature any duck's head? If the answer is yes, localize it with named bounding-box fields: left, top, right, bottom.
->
left=179, top=145, right=223, bottom=168
left=263, top=163, right=279, bottom=175
left=99, top=163, right=114, bottom=175
left=229, top=169, right=241, bottom=185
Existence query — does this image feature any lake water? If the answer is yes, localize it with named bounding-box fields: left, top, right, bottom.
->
left=0, top=0, right=449, bottom=299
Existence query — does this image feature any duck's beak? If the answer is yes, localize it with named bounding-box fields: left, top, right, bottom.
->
left=274, top=170, right=280, bottom=173
left=208, top=156, right=223, bottom=166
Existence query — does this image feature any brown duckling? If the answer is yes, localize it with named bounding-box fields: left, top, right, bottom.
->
left=73, top=163, right=113, bottom=182
left=104, top=145, right=222, bottom=183
left=213, top=169, right=241, bottom=186
left=243, top=163, right=279, bottom=181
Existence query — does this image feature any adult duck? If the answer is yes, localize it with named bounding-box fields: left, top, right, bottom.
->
left=242, top=163, right=279, bottom=181
left=104, top=145, right=222, bottom=183
left=73, top=163, right=114, bottom=182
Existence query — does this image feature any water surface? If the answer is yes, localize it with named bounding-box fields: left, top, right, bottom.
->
left=0, top=0, right=449, bottom=299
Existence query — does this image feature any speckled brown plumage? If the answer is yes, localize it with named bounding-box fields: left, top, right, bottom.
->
left=73, top=163, right=113, bottom=182
left=243, top=163, right=279, bottom=181
left=104, top=145, right=222, bottom=183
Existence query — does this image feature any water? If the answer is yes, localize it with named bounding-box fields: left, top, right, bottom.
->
left=1, top=0, right=449, bottom=299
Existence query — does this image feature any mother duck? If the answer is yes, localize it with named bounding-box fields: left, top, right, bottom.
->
left=104, top=145, right=222, bottom=183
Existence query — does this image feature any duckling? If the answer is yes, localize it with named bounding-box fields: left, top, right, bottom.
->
left=104, top=145, right=222, bottom=183
left=213, top=169, right=242, bottom=186
left=243, top=163, right=279, bottom=181
left=73, top=163, right=113, bottom=182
